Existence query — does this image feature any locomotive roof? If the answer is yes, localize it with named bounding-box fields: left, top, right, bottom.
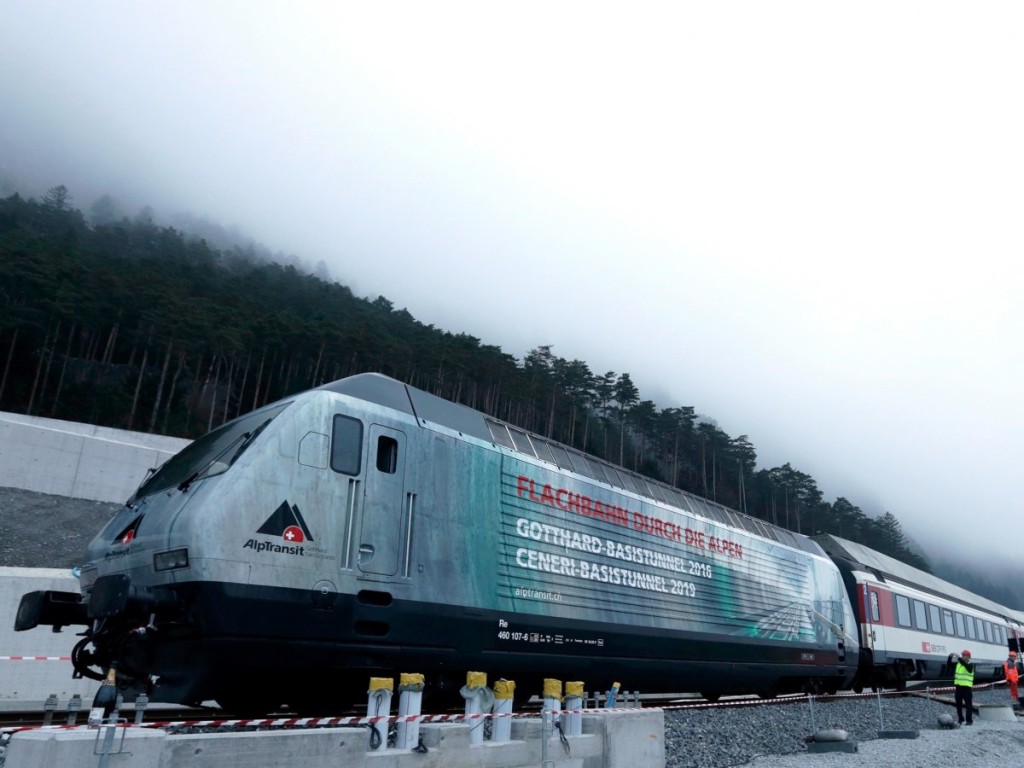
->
left=318, top=372, right=495, bottom=441
left=814, top=534, right=1015, bottom=619
left=320, top=373, right=827, bottom=559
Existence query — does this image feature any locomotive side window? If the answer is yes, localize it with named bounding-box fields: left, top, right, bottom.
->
left=954, top=613, right=966, bottom=637
left=608, top=467, right=637, bottom=493
left=584, top=456, right=610, bottom=483
left=376, top=436, right=398, bottom=474
left=869, top=591, right=880, bottom=622
left=566, top=450, right=596, bottom=479
left=546, top=443, right=572, bottom=470
left=639, top=478, right=665, bottom=502
left=976, top=618, right=985, bottom=640
left=507, top=427, right=537, bottom=457
left=929, top=605, right=942, bottom=633
left=967, top=617, right=977, bottom=640
left=913, top=600, right=928, bottom=631
left=985, top=622, right=994, bottom=643
left=895, top=595, right=911, bottom=628
left=532, top=441, right=556, bottom=464
left=485, top=420, right=514, bottom=449
left=942, top=609, right=954, bottom=635
left=664, top=487, right=692, bottom=514
left=331, top=415, right=363, bottom=475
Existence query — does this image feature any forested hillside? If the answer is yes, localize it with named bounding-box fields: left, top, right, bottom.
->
left=1, top=187, right=929, bottom=573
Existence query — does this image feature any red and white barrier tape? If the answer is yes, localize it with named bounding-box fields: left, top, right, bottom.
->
left=1, top=706, right=646, bottom=736
left=0, top=656, right=72, bottom=661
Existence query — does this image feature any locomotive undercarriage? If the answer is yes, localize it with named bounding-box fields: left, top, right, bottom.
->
left=20, top=575, right=856, bottom=715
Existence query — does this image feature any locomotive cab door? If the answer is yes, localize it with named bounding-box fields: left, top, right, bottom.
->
left=357, top=424, right=407, bottom=576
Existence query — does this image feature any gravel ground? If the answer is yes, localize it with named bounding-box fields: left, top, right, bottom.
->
left=665, top=687, right=1023, bottom=767
left=0, top=487, right=121, bottom=568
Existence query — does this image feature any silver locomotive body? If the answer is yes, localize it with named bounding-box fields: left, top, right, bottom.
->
left=17, top=373, right=859, bottom=711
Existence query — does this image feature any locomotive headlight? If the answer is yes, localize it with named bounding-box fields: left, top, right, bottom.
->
left=154, top=548, right=190, bottom=572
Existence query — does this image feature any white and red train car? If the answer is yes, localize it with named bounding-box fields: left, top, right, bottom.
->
left=815, top=534, right=1022, bottom=692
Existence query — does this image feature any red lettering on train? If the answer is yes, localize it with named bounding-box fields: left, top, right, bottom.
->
left=516, top=474, right=743, bottom=557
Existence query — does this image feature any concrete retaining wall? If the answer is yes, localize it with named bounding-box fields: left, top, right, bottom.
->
left=0, top=412, right=190, bottom=504
left=5, top=709, right=664, bottom=768
left=0, top=568, right=100, bottom=710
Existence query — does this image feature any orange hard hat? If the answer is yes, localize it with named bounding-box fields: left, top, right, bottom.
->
left=962, top=649, right=972, bottom=657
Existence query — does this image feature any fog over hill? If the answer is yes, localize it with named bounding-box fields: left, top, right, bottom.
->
left=2, top=3, right=1022, bottom=610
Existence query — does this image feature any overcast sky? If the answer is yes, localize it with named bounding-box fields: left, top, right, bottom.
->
left=2, top=2, right=1022, bottom=568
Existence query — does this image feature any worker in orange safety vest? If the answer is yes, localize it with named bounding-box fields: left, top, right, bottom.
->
left=1004, top=650, right=1021, bottom=705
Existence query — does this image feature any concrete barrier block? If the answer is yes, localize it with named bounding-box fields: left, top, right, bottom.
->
left=594, top=710, right=664, bottom=768
left=6, top=725, right=167, bottom=768
left=418, top=722, right=471, bottom=750
left=159, top=728, right=368, bottom=768
left=510, top=716, right=544, bottom=740
left=808, top=739, right=858, bottom=753
left=5, top=717, right=648, bottom=768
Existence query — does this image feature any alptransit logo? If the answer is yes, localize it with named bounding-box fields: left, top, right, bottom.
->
left=243, top=501, right=314, bottom=556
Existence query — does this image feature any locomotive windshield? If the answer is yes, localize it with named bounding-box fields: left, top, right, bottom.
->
left=131, top=401, right=292, bottom=501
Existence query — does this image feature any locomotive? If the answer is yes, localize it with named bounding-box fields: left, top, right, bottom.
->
left=12, top=373, right=1017, bottom=712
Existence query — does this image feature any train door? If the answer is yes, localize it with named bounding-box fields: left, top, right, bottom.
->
left=866, top=586, right=888, bottom=656
left=357, top=424, right=407, bottom=576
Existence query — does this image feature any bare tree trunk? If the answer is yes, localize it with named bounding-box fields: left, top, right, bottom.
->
left=671, top=432, right=679, bottom=488
left=148, top=340, right=173, bottom=433
left=277, top=353, right=288, bottom=399
left=27, top=323, right=54, bottom=415
left=0, top=327, right=19, bottom=406
left=185, top=352, right=204, bottom=434
left=128, top=347, right=149, bottom=429
left=102, top=323, right=119, bottom=365
left=206, top=355, right=222, bottom=433
left=235, top=349, right=251, bottom=419
left=251, top=347, right=266, bottom=411
left=311, top=340, right=325, bottom=386
left=221, top=359, right=234, bottom=426
left=36, top=320, right=61, bottom=415
left=700, top=438, right=707, bottom=497
left=161, top=350, right=187, bottom=434
left=50, top=323, right=75, bottom=416
left=711, top=447, right=717, bottom=501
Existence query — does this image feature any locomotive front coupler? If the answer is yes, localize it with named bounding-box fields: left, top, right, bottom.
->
left=88, top=574, right=181, bottom=621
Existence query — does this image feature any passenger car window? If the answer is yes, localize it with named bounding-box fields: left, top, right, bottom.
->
left=895, top=595, right=911, bottom=628
left=913, top=600, right=928, bottom=631
left=943, top=610, right=954, bottom=635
